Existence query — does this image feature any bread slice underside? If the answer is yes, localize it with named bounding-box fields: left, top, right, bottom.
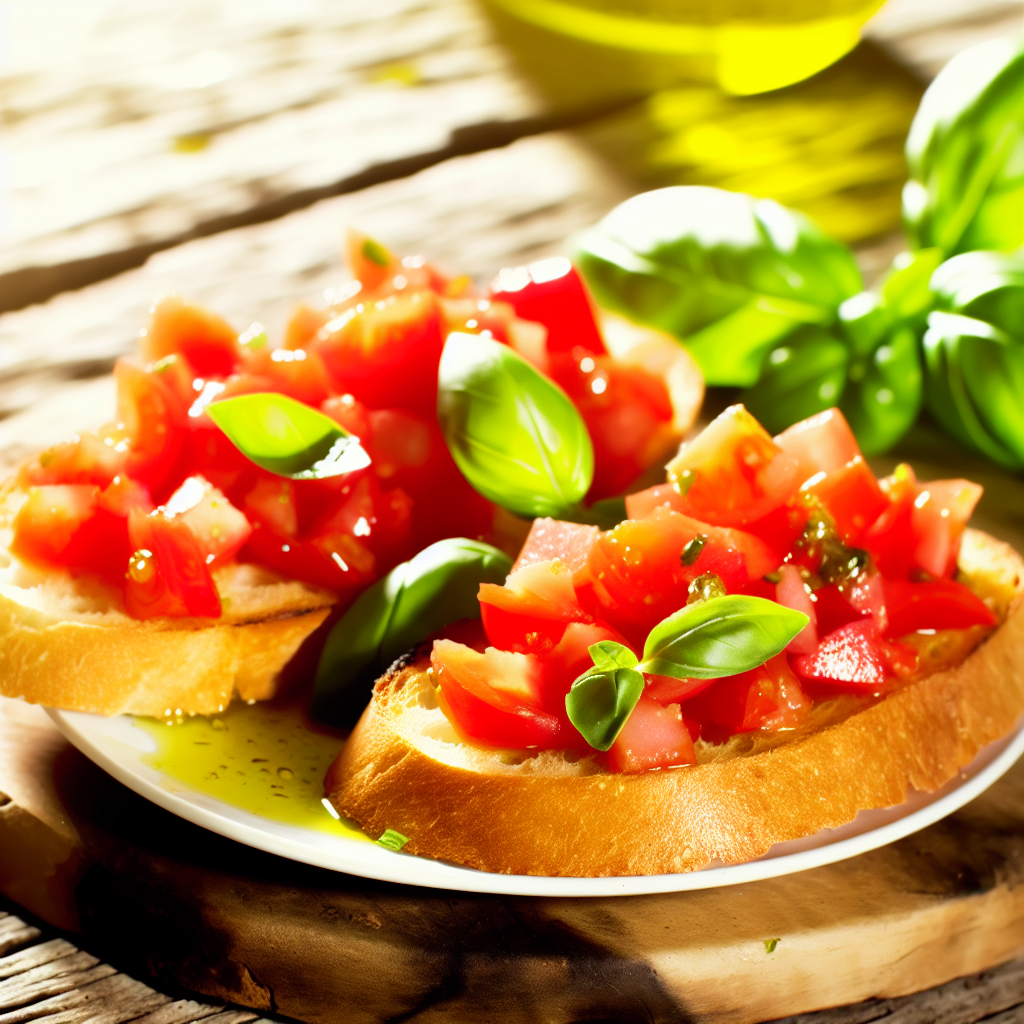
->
left=326, top=529, right=1024, bottom=876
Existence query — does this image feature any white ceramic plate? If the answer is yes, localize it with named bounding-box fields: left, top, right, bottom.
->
left=48, top=706, right=1024, bottom=897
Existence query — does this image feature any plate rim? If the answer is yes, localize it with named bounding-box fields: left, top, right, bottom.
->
left=47, top=706, right=1024, bottom=898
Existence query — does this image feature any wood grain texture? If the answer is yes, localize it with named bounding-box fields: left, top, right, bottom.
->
left=0, top=697, right=1022, bottom=1024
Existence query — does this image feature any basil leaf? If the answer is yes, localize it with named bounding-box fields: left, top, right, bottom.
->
left=639, top=594, right=808, bottom=680
left=904, top=38, right=1024, bottom=257
left=573, top=187, right=862, bottom=387
left=565, top=664, right=644, bottom=752
left=588, top=640, right=638, bottom=673
left=207, top=393, right=370, bottom=479
left=741, top=325, right=848, bottom=434
left=311, top=538, right=512, bottom=727
left=880, top=249, right=944, bottom=325
left=437, top=333, right=593, bottom=518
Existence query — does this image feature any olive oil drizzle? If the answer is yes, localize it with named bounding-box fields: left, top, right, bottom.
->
left=134, top=700, right=369, bottom=842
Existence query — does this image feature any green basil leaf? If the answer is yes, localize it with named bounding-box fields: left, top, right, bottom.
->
left=437, top=333, right=593, bottom=518
left=573, top=187, right=863, bottom=387
left=741, top=324, right=848, bottom=434
left=207, top=393, right=370, bottom=479
left=588, top=640, right=638, bottom=673
left=904, top=38, right=1024, bottom=256
left=565, top=665, right=644, bottom=752
left=880, top=249, right=945, bottom=325
left=311, top=538, right=512, bottom=727
left=931, top=250, right=1024, bottom=337
left=923, top=311, right=1024, bottom=469
left=840, top=323, right=922, bottom=455
left=639, top=594, right=808, bottom=680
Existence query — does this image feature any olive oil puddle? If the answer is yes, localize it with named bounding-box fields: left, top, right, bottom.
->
left=134, top=700, right=370, bottom=842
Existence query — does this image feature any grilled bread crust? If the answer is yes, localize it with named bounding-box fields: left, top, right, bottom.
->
left=326, top=529, right=1024, bottom=877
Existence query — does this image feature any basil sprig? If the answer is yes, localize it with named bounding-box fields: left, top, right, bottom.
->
left=437, top=333, right=594, bottom=519
left=311, top=538, right=512, bottom=727
left=207, top=393, right=370, bottom=479
left=565, top=596, right=808, bottom=751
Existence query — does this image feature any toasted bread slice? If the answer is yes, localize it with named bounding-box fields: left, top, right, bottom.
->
left=0, top=484, right=334, bottom=717
left=326, top=529, right=1024, bottom=876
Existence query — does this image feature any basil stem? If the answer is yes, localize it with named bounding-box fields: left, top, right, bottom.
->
left=206, top=392, right=370, bottom=479
left=311, top=538, right=512, bottom=727
left=437, top=333, right=593, bottom=519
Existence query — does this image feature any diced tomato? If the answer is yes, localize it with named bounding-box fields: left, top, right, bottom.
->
left=490, top=258, right=606, bottom=356
left=243, top=476, right=299, bottom=538
left=126, top=507, right=221, bottom=618
left=98, top=475, right=153, bottom=518
left=536, top=621, right=632, bottom=713
left=239, top=347, right=332, bottom=407
left=665, top=405, right=802, bottom=527
left=774, top=408, right=861, bottom=485
left=843, top=570, right=888, bottom=632
left=793, top=621, right=916, bottom=690
left=584, top=506, right=775, bottom=638
left=911, top=478, right=984, bottom=579
left=321, top=393, right=372, bottom=440
left=346, top=231, right=450, bottom=298
left=809, top=584, right=862, bottom=636
left=163, top=476, right=252, bottom=568
left=512, top=517, right=599, bottom=574
left=19, top=432, right=128, bottom=489
left=432, top=640, right=565, bottom=749
left=801, top=456, right=887, bottom=547
left=311, top=291, right=444, bottom=418
left=606, top=694, right=696, bottom=773
left=140, top=296, right=241, bottom=379
left=864, top=465, right=918, bottom=579
left=743, top=503, right=809, bottom=567
left=684, top=654, right=809, bottom=735
left=479, top=558, right=588, bottom=654
left=11, top=485, right=100, bottom=565
left=624, top=482, right=685, bottom=521
left=775, top=564, right=818, bottom=654
left=548, top=350, right=676, bottom=500
left=114, top=360, right=188, bottom=493
left=883, top=579, right=997, bottom=638
left=644, top=674, right=714, bottom=705
left=439, top=297, right=515, bottom=346
left=283, top=303, right=333, bottom=350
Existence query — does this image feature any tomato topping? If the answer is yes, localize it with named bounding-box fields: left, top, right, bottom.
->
left=883, top=579, right=997, bottom=637
left=644, top=674, right=714, bottom=705
left=775, top=564, right=818, bottom=654
left=243, top=477, right=298, bottom=538
left=684, top=654, right=809, bottom=736
left=606, top=694, right=696, bottom=773
left=490, top=258, right=606, bottom=356
left=584, top=506, right=775, bottom=638
left=19, top=433, right=127, bottom=489
left=431, top=640, right=565, bottom=749
left=11, top=485, right=100, bottom=566
left=548, top=350, right=676, bottom=500
left=163, top=476, right=252, bottom=568
left=864, top=465, right=918, bottom=579
left=537, top=621, right=632, bottom=712
left=513, top=517, right=599, bottom=574
left=774, top=408, right=861, bottom=484
left=801, top=455, right=887, bottom=547
left=126, top=507, right=222, bottom=619
left=140, top=296, right=241, bottom=379
left=666, top=405, right=802, bottom=526
left=793, top=621, right=916, bottom=690
left=311, top=291, right=444, bottom=418
left=479, top=559, right=588, bottom=654
left=911, top=478, right=983, bottom=578
left=238, top=347, right=332, bottom=407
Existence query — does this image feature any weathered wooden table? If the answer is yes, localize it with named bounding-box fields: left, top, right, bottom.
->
left=1, top=1, right=1023, bottom=1021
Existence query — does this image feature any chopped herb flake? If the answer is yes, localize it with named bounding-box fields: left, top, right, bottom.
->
left=362, top=237, right=391, bottom=267
left=764, top=938, right=780, bottom=954
left=376, top=828, right=409, bottom=851
left=763, top=571, right=782, bottom=584
left=681, top=534, right=708, bottom=566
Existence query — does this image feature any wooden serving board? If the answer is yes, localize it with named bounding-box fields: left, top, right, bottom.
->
left=1, top=695, right=1022, bottom=1024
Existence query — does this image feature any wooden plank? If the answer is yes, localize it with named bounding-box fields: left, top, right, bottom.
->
left=0, top=921, right=41, bottom=961
left=0, top=943, right=78, bottom=983
left=0, top=961, right=116, bottom=1014
left=0, top=132, right=629, bottom=426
